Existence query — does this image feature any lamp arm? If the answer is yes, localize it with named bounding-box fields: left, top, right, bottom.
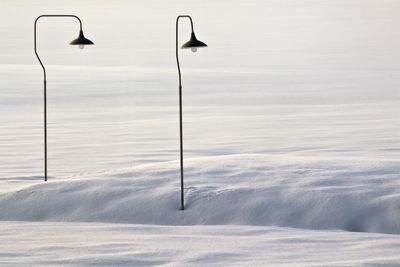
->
left=34, top=15, right=83, bottom=80
left=176, top=15, right=195, bottom=87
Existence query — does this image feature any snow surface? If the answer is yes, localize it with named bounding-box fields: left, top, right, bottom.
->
left=2, top=222, right=400, bottom=267
left=1, top=155, right=400, bottom=235
left=1, top=0, right=400, bottom=265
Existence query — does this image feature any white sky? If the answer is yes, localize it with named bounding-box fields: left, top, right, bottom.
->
left=1, top=0, right=400, bottom=71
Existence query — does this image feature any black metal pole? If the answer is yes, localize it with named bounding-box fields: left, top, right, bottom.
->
left=44, top=80, right=47, bottom=181
left=176, top=15, right=195, bottom=210
left=34, top=15, right=83, bottom=182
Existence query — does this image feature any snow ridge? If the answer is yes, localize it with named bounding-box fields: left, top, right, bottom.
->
left=1, top=154, right=399, bottom=234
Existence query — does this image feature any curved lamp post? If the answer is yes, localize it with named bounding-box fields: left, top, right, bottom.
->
left=34, top=15, right=94, bottom=182
left=176, top=15, right=207, bottom=210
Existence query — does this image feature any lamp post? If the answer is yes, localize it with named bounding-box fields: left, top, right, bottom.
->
left=34, top=15, right=94, bottom=182
left=176, top=15, right=207, bottom=210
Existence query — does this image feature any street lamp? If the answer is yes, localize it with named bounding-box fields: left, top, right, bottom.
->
left=176, top=15, right=207, bottom=210
left=34, top=15, right=94, bottom=182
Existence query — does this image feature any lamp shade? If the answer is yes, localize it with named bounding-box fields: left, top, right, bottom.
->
left=181, top=32, right=207, bottom=49
left=70, top=30, right=94, bottom=45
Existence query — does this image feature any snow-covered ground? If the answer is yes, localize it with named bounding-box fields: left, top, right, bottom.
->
left=2, top=222, right=400, bottom=266
left=1, top=155, right=400, bottom=235
left=1, top=0, right=400, bottom=265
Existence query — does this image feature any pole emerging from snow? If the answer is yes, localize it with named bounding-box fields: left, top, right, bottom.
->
left=34, top=15, right=94, bottom=181
left=176, top=15, right=207, bottom=210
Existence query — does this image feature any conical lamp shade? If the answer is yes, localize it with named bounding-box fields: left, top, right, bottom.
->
left=70, top=30, right=94, bottom=45
left=181, top=32, right=207, bottom=49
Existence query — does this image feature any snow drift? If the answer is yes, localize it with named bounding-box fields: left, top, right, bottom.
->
left=0, top=154, right=399, bottom=234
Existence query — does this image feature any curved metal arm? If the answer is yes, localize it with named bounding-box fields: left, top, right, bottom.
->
left=34, top=15, right=83, bottom=80
left=176, top=15, right=194, bottom=88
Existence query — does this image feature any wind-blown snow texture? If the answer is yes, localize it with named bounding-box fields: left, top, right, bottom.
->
left=1, top=155, right=399, bottom=235
left=2, top=222, right=400, bottom=267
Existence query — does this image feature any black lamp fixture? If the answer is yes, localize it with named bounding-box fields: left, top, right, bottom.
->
left=70, top=30, right=94, bottom=47
left=176, top=15, right=208, bottom=210
left=34, top=15, right=94, bottom=182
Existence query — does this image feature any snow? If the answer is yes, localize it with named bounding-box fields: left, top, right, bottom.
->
left=1, top=0, right=400, bottom=265
left=2, top=222, right=400, bottom=267
left=1, top=155, right=400, bottom=235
